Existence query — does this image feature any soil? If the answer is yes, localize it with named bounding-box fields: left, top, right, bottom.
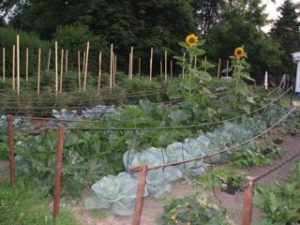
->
left=1, top=133, right=299, bottom=225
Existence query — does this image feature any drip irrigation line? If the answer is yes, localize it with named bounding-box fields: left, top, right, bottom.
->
left=254, top=144, right=300, bottom=182
left=129, top=107, right=296, bottom=172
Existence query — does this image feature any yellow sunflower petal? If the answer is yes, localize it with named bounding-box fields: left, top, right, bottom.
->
left=185, top=34, right=199, bottom=47
left=234, top=47, right=245, bottom=58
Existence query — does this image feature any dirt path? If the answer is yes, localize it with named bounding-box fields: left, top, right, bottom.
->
left=70, top=134, right=300, bottom=225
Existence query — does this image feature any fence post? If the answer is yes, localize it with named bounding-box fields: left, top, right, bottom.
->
left=242, top=176, right=255, bottom=225
left=132, top=165, right=148, bottom=225
left=53, top=126, right=66, bottom=220
left=7, top=115, right=16, bottom=187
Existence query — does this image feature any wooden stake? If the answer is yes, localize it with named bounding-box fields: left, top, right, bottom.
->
left=226, top=60, right=229, bottom=77
left=83, top=42, right=90, bottom=91
left=37, top=48, right=41, bottom=95
left=164, top=51, right=167, bottom=82
left=7, top=115, right=16, bottom=187
left=60, top=49, right=64, bottom=93
left=138, top=57, right=141, bottom=77
left=47, top=49, right=51, bottom=78
left=132, top=165, right=148, bottom=225
left=204, top=56, right=207, bottom=73
left=65, top=49, right=68, bottom=74
left=25, top=48, right=29, bottom=83
left=113, top=54, right=117, bottom=86
left=182, top=53, right=186, bottom=79
left=77, top=50, right=81, bottom=91
left=2, top=48, right=5, bottom=81
left=242, top=177, right=255, bottom=225
left=82, top=51, right=86, bottom=77
left=149, top=48, right=153, bottom=82
left=128, top=52, right=132, bottom=79
left=97, top=51, right=102, bottom=94
left=109, top=44, right=113, bottom=89
left=16, top=35, right=20, bottom=95
left=194, top=56, right=197, bottom=69
left=12, top=45, right=15, bottom=91
left=55, top=41, right=58, bottom=94
left=53, top=126, right=66, bottom=220
left=217, top=58, right=221, bottom=78
left=130, top=46, right=134, bottom=79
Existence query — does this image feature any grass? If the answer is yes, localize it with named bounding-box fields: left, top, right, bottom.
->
left=0, top=179, right=81, bottom=225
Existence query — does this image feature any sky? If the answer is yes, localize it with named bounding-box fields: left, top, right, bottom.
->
left=262, top=0, right=299, bottom=32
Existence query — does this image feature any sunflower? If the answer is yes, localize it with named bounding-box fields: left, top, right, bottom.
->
left=185, top=34, right=198, bottom=47
left=234, top=47, right=245, bottom=58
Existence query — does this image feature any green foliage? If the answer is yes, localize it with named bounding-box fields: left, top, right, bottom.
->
left=158, top=193, right=232, bottom=225
left=285, top=110, right=300, bottom=135
left=0, top=180, right=80, bottom=225
left=230, top=142, right=281, bottom=168
left=255, top=160, right=300, bottom=224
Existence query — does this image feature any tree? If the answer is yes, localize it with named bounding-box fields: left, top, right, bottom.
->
left=270, top=0, right=300, bottom=75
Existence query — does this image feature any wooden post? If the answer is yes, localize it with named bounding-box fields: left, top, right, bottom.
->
left=12, top=45, right=15, bottom=91
left=138, top=57, right=141, bottom=77
left=53, top=126, right=66, bottom=220
left=82, top=51, right=86, bottom=76
left=97, top=51, right=102, bottom=94
left=217, top=58, right=221, bottom=78
left=132, top=165, right=148, bottom=225
left=77, top=50, right=81, bottom=91
left=83, top=42, right=90, bottom=91
left=226, top=60, right=229, bottom=78
left=16, top=35, right=20, bottom=96
left=128, top=52, right=132, bottom=79
left=164, top=50, right=167, bottom=82
left=47, top=49, right=51, bottom=77
left=55, top=41, right=58, bottom=94
left=2, top=48, right=5, bottom=81
left=65, top=49, right=68, bottom=74
left=25, top=48, right=29, bottom=83
left=7, top=115, right=16, bottom=187
left=60, top=49, right=64, bottom=93
left=149, top=48, right=153, bottom=82
left=109, top=44, right=113, bottom=89
left=182, top=53, right=186, bottom=79
left=130, top=46, right=134, bottom=79
left=242, top=177, right=255, bottom=225
left=37, top=48, right=41, bottom=95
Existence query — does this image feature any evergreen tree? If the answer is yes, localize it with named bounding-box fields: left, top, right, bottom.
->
left=271, top=0, right=300, bottom=75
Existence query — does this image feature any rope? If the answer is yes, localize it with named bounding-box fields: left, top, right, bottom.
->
left=129, top=106, right=296, bottom=172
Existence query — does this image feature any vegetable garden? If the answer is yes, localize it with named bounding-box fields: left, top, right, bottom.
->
left=1, top=34, right=300, bottom=225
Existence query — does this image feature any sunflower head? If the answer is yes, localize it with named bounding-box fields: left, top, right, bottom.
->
left=185, top=34, right=199, bottom=47
left=234, top=47, right=245, bottom=58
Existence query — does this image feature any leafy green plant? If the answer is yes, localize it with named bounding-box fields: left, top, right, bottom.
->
left=157, top=193, right=231, bottom=225
left=0, top=179, right=80, bottom=225
left=255, top=160, right=300, bottom=224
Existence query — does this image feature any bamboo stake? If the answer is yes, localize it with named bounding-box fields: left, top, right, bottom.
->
left=55, top=41, right=58, bottom=94
left=2, top=48, right=5, bottom=81
left=109, top=44, right=113, bottom=89
left=12, top=45, right=15, bottom=91
left=77, top=50, right=81, bottom=91
left=16, top=35, right=20, bottom=95
left=97, top=51, right=102, bottom=94
left=128, top=52, right=131, bottom=79
left=82, top=51, right=86, bottom=77
left=164, top=50, right=167, bottom=82
left=37, top=48, right=41, bottom=95
left=204, top=56, right=207, bottom=73
left=226, top=60, right=229, bottom=77
left=194, top=56, right=197, bottom=69
left=25, top=48, right=29, bottom=83
left=182, top=53, right=186, bottom=79
left=130, top=46, right=134, bottom=79
left=138, top=57, right=141, bottom=77
left=60, top=49, right=64, bottom=93
left=83, top=42, right=90, bottom=91
left=217, top=58, right=221, bottom=78
left=149, top=48, right=153, bottom=82
left=65, top=49, right=68, bottom=74
left=47, top=49, right=51, bottom=77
